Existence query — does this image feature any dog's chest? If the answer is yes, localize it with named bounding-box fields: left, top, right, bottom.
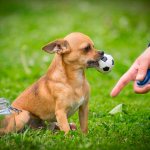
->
left=67, top=96, right=85, bottom=117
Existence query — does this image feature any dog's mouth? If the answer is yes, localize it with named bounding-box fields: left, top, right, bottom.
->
left=87, top=60, right=99, bottom=68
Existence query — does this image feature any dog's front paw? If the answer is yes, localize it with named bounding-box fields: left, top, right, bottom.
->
left=69, top=123, right=77, bottom=131
left=49, top=122, right=77, bottom=131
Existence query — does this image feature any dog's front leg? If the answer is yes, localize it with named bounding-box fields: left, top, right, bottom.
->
left=55, top=110, right=70, bottom=134
left=79, top=102, right=88, bottom=134
left=55, top=102, right=70, bottom=134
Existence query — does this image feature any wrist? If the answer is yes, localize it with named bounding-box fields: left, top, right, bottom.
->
left=142, top=46, right=150, bottom=60
left=145, top=43, right=150, bottom=52
left=146, top=47, right=150, bottom=52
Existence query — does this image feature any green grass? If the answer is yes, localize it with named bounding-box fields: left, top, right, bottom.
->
left=0, top=0, right=150, bottom=149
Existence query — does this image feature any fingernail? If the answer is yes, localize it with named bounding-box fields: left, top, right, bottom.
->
left=110, top=91, right=116, bottom=97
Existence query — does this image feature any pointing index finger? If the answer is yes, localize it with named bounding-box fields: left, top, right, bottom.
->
left=111, top=64, right=137, bottom=97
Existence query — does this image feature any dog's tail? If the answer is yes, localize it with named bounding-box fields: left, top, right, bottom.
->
left=0, top=111, right=31, bottom=136
left=0, top=98, right=31, bottom=136
left=0, top=98, right=13, bottom=135
left=0, top=117, right=5, bottom=136
left=0, top=114, right=17, bottom=136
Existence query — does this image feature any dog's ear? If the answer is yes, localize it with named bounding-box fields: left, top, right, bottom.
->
left=42, top=39, right=71, bottom=54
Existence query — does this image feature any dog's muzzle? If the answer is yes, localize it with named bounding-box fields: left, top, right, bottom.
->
left=87, top=51, right=104, bottom=68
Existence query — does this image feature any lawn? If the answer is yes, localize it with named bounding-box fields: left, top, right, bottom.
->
left=0, top=0, right=150, bottom=149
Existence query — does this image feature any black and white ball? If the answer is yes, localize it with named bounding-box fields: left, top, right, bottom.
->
left=96, top=54, right=114, bottom=73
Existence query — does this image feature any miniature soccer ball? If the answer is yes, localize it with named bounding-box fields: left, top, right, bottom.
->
left=96, top=54, right=114, bottom=73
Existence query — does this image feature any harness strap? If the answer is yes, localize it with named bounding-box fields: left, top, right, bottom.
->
left=8, top=106, right=22, bottom=114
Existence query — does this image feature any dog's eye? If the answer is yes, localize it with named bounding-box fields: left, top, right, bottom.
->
left=84, top=45, right=91, bottom=52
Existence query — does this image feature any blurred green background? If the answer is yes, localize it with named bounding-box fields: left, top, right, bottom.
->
left=0, top=0, right=150, bottom=150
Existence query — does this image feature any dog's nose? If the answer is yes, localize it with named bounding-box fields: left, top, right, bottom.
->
left=98, top=51, right=104, bottom=56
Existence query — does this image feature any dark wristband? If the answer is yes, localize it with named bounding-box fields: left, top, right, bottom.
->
left=148, top=43, right=150, bottom=47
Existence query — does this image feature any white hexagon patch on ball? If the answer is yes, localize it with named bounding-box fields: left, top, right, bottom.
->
left=96, top=54, right=114, bottom=73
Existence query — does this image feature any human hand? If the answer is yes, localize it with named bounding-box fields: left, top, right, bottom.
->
left=111, top=46, right=150, bottom=97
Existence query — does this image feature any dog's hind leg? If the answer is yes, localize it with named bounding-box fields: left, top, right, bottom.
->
left=0, top=110, right=31, bottom=135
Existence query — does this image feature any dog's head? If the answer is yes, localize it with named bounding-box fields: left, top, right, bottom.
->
left=42, top=32, right=104, bottom=69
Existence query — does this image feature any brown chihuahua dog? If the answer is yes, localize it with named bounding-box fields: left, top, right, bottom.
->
left=0, top=32, right=104, bottom=135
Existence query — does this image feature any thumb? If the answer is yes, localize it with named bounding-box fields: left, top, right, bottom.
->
left=136, top=61, right=148, bottom=81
